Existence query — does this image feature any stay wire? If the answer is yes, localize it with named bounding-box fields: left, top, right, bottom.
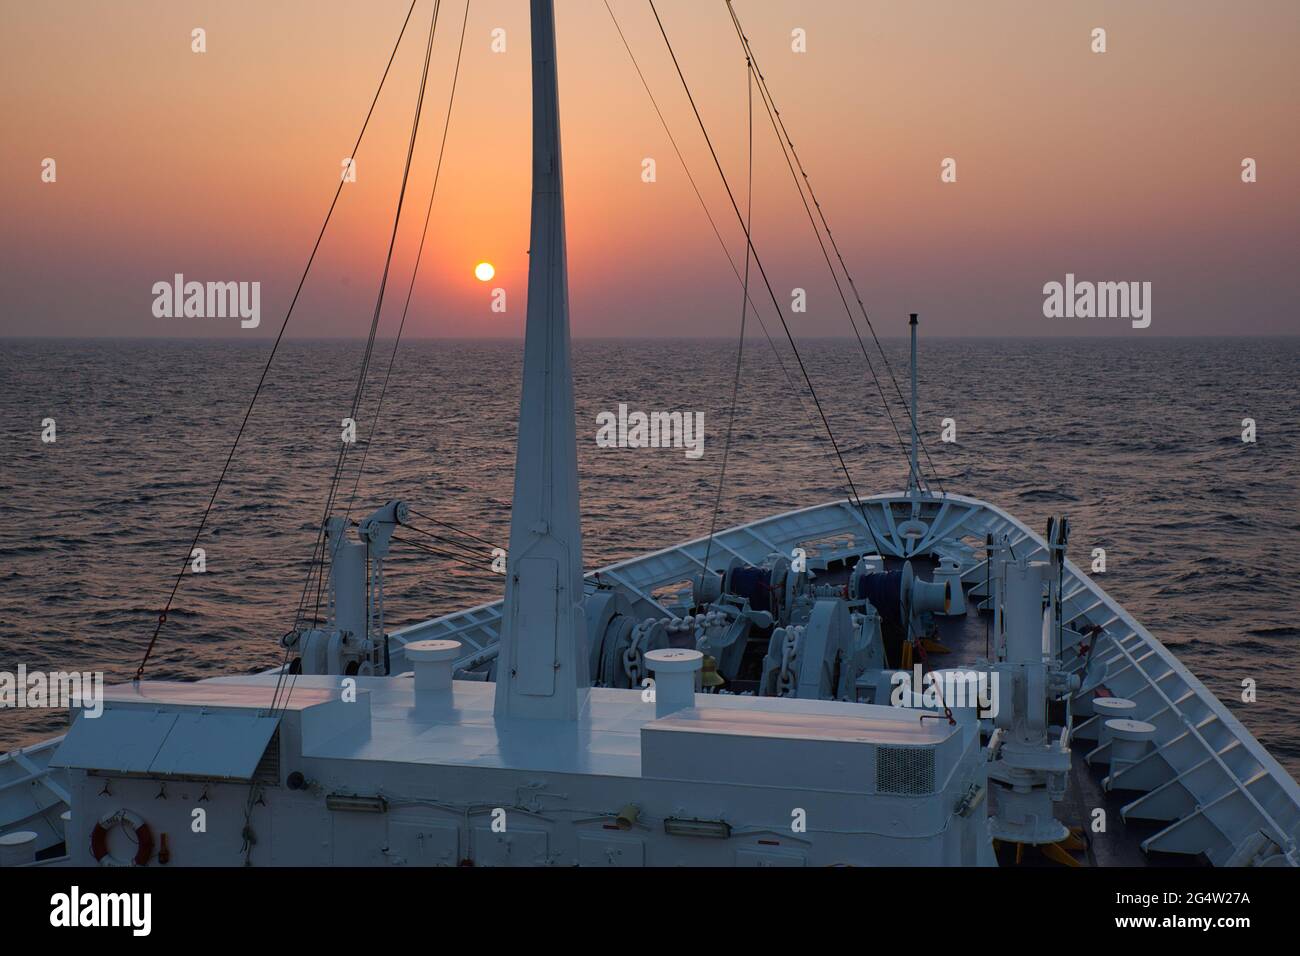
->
left=279, top=0, right=441, bottom=712
left=725, top=0, right=946, bottom=496
left=408, top=509, right=501, bottom=549
left=340, top=0, right=472, bottom=526
left=401, top=522, right=492, bottom=563
left=722, top=1, right=913, bottom=488
left=134, top=0, right=423, bottom=683
left=273, top=0, right=442, bottom=715
left=646, top=0, right=886, bottom=558
left=283, top=0, right=442, bottom=661
left=391, top=534, right=503, bottom=576
left=601, top=0, right=855, bottom=517
left=702, top=59, right=754, bottom=574
left=308, top=0, right=443, bottom=623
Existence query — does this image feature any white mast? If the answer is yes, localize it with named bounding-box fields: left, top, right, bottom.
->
left=494, top=0, right=589, bottom=720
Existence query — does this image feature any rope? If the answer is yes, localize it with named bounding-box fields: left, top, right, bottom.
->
left=400, top=523, right=493, bottom=563
left=601, top=0, right=858, bottom=523
left=703, top=58, right=754, bottom=574
left=272, top=0, right=443, bottom=715
left=725, top=1, right=947, bottom=496
left=134, top=0, right=423, bottom=682
left=340, top=0, right=473, bottom=524
left=391, top=534, right=505, bottom=576
left=301, top=0, right=444, bottom=631
left=408, top=508, right=501, bottom=549
left=721, top=3, right=913, bottom=489
left=646, top=0, right=887, bottom=559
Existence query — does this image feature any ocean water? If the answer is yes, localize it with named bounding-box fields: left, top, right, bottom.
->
left=1, top=336, right=1298, bottom=779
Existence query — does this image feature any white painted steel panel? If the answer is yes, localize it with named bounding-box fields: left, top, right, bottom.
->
left=51, top=709, right=176, bottom=774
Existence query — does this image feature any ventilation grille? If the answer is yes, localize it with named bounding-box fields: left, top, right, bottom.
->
left=876, top=745, right=935, bottom=795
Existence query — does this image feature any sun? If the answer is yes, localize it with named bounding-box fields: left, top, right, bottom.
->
left=474, top=261, right=495, bottom=282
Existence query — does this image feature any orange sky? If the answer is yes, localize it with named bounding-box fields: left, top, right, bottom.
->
left=2, top=0, right=1297, bottom=337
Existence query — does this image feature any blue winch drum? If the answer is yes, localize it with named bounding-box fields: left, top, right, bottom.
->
left=725, top=563, right=773, bottom=614
left=856, top=569, right=904, bottom=629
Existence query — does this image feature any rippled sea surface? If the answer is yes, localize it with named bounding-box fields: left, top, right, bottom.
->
left=1, top=337, right=1297, bottom=778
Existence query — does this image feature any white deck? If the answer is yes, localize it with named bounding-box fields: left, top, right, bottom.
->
left=203, top=673, right=950, bottom=780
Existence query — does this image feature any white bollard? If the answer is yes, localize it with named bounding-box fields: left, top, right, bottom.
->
left=0, top=830, right=38, bottom=867
left=405, top=639, right=463, bottom=694
left=1094, top=697, right=1137, bottom=751
left=646, top=648, right=703, bottom=717
left=1107, top=719, right=1156, bottom=779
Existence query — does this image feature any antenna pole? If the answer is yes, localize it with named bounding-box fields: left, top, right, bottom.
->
left=908, top=312, right=921, bottom=496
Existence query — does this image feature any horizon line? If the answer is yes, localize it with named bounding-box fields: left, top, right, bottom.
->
left=4, top=333, right=1298, bottom=343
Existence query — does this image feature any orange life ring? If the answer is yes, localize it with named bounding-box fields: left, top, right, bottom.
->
left=90, top=809, right=154, bottom=866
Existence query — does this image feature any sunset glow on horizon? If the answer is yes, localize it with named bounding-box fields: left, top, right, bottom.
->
left=2, top=1, right=1297, bottom=339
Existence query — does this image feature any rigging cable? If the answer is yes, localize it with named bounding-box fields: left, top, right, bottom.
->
left=722, top=2, right=914, bottom=489
left=602, top=0, right=856, bottom=524
left=408, top=508, right=502, bottom=550
left=390, top=534, right=503, bottom=575
left=702, top=57, right=754, bottom=574
left=133, top=0, right=423, bottom=682
left=340, top=0, right=473, bottom=525
left=646, top=0, right=887, bottom=558
left=401, top=522, right=493, bottom=564
left=272, top=0, right=443, bottom=715
left=724, top=0, right=947, bottom=496
left=293, top=0, right=444, bottom=639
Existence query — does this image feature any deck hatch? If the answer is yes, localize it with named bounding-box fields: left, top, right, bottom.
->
left=148, top=711, right=281, bottom=780
left=51, top=709, right=177, bottom=774
left=52, top=707, right=281, bottom=782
